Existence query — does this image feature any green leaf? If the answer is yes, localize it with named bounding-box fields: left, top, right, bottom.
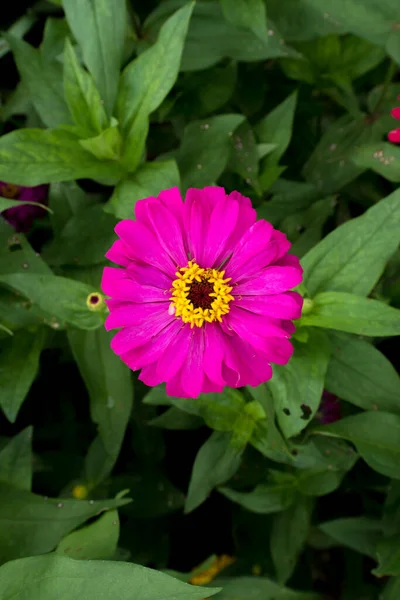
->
left=0, top=554, right=220, bottom=600
left=43, top=204, right=117, bottom=267
left=56, top=509, right=119, bottom=560
left=268, top=330, right=331, bottom=439
left=219, top=480, right=296, bottom=514
left=318, top=517, right=382, bottom=558
left=68, top=328, right=133, bottom=486
left=209, top=575, right=318, bottom=600
left=285, top=196, right=336, bottom=258
left=105, top=160, right=180, bottom=220
left=300, top=291, right=400, bottom=336
left=41, top=17, right=70, bottom=61
left=374, top=536, right=400, bottom=576
left=0, top=483, right=130, bottom=563
left=352, top=142, right=400, bottom=182
left=382, top=577, right=400, bottom=600
left=301, top=188, right=400, bottom=297
left=6, top=34, right=71, bottom=128
left=149, top=407, right=203, bottom=430
left=255, top=91, right=297, bottom=168
left=220, top=0, right=269, bottom=41
left=178, top=114, right=245, bottom=191
left=62, top=0, right=127, bottom=116
left=325, top=332, right=400, bottom=413
left=0, top=197, right=52, bottom=215
left=63, top=38, right=108, bottom=137
left=0, top=329, right=46, bottom=422
left=48, top=181, right=88, bottom=235
left=270, top=496, right=314, bottom=584
left=117, top=2, right=194, bottom=170
left=229, top=121, right=262, bottom=194
left=0, top=428, right=33, bottom=491
left=267, top=0, right=344, bottom=41
left=185, top=431, right=244, bottom=513
left=0, top=273, right=104, bottom=331
left=79, top=120, right=123, bottom=161
left=0, top=128, right=123, bottom=187
left=314, top=412, right=400, bottom=480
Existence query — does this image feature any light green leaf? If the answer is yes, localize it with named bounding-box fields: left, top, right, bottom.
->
left=79, top=121, right=123, bottom=161
left=0, top=483, right=130, bottom=563
left=219, top=480, right=296, bottom=514
left=178, top=114, right=245, bottom=191
left=229, top=121, right=261, bottom=194
left=0, top=128, right=123, bottom=186
left=220, top=0, right=268, bottom=41
left=185, top=431, right=244, bottom=513
left=325, top=332, right=400, bottom=413
left=314, top=412, right=400, bottom=480
left=270, top=496, right=314, bottom=584
left=56, top=509, right=119, bottom=560
left=117, top=2, right=194, bottom=170
left=0, top=197, right=52, bottom=215
left=267, top=0, right=344, bottom=41
left=0, top=428, right=33, bottom=491
left=105, top=160, right=180, bottom=220
left=301, top=291, right=400, bottom=336
left=301, top=188, right=400, bottom=297
left=0, top=14, right=37, bottom=60
left=63, top=38, right=108, bottom=137
left=374, top=536, right=400, bottom=576
left=44, top=204, right=117, bottom=267
left=319, top=517, right=382, bottom=558
left=62, top=0, right=127, bottom=116
left=0, top=273, right=104, bottom=331
left=41, top=17, right=70, bottom=61
left=149, top=407, right=203, bottom=430
left=255, top=91, right=297, bottom=168
left=48, top=181, right=88, bottom=235
left=269, top=330, right=331, bottom=439
left=352, top=142, right=400, bottom=182
left=6, top=34, right=71, bottom=128
left=0, top=329, right=46, bottom=423
left=68, top=328, right=133, bottom=486
left=209, top=575, right=318, bottom=600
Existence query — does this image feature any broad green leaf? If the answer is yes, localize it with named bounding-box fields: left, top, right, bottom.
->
left=0, top=221, right=52, bottom=276
left=267, top=0, right=344, bottom=41
left=0, top=329, right=46, bottom=422
left=0, top=428, right=33, bottom=491
left=318, top=517, right=382, bottom=558
left=62, top=0, right=126, bottom=116
left=0, top=197, right=51, bottom=215
left=300, top=291, right=400, bottom=336
left=301, top=188, right=400, bottom=296
left=144, top=1, right=297, bottom=72
left=219, top=480, right=296, bottom=514
left=149, top=406, right=203, bottom=430
left=314, top=412, right=400, bottom=480
left=256, top=179, right=321, bottom=226
left=0, top=554, right=219, bottom=600
left=352, top=142, right=400, bottom=182
left=56, top=509, right=119, bottom=560
left=68, top=328, right=133, bottom=486
left=44, top=204, right=117, bottom=266
left=48, top=181, right=88, bottom=235
left=41, top=17, right=70, bottom=60
left=229, top=121, right=262, bottom=194
left=6, top=34, right=71, bottom=128
left=297, top=468, right=344, bottom=496
left=209, top=575, right=318, bottom=600
left=185, top=431, right=245, bottom=513
left=286, top=196, right=336, bottom=258
left=0, top=273, right=104, bottom=330
left=325, top=332, right=400, bottom=413
left=374, top=536, right=400, bottom=576
left=220, top=0, right=268, bottom=41
left=382, top=577, right=400, bottom=600
left=302, top=115, right=377, bottom=195
left=270, top=496, right=314, bottom=584
left=178, top=114, right=244, bottom=191
left=79, top=121, right=123, bottom=161
left=0, top=483, right=130, bottom=563
left=63, top=38, right=108, bottom=137
left=269, top=330, right=331, bottom=439
left=0, top=128, right=124, bottom=187
left=0, top=14, right=37, bottom=60
left=105, top=160, right=180, bottom=220
left=255, top=92, right=297, bottom=168
left=117, top=2, right=194, bottom=170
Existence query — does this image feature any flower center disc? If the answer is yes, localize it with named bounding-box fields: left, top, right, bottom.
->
left=170, top=261, right=234, bottom=328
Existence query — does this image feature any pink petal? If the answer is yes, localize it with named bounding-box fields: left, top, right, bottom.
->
left=201, top=376, right=224, bottom=393
left=234, top=291, right=303, bottom=319
left=139, top=362, right=163, bottom=387
left=225, top=191, right=257, bottom=248
left=105, top=239, right=132, bottom=267
left=120, top=319, right=181, bottom=370
left=225, top=220, right=274, bottom=280
left=158, top=187, right=185, bottom=228
left=179, top=327, right=205, bottom=398
left=203, top=193, right=239, bottom=267
left=185, top=188, right=225, bottom=264
left=391, top=107, right=400, bottom=120
left=102, top=267, right=168, bottom=303
left=225, top=308, right=291, bottom=351
left=105, top=302, right=169, bottom=331
left=235, top=266, right=303, bottom=295
left=146, top=201, right=187, bottom=266
left=156, top=323, right=191, bottom=381
left=203, top=323, right=226, bottom=386
left=127, top=262, right=171, bottom=290
left=166, top=373, right=187, bottom=397
left=388, top=128, right=400, bottom=143
left=262, top=337, right=294, bottom=365
left=110, top=308, right=174, bottom=355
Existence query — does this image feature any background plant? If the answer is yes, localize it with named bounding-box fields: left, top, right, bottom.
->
left=0, top=0, right=400, bottom=598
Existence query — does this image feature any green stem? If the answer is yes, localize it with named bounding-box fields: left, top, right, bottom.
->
left=372, top=60, right=397, bottom=115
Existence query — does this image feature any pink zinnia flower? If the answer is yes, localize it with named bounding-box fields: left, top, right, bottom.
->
left=102, top=187, right=303, bottom=398
left=388, top=102, right=400, bottom=144
left=1, top=181, right=48, bottom=232
left=316, top=391, right=341, bottom=425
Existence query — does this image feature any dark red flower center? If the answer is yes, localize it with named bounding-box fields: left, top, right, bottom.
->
left=188, top=280, right=214, bottom=310
left=1, top=183, right=20, bottom=199
left=89, top=294, right=100, bottom=305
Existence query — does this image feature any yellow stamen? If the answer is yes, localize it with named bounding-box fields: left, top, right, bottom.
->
left=169, top=261, right=234, bottom=328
